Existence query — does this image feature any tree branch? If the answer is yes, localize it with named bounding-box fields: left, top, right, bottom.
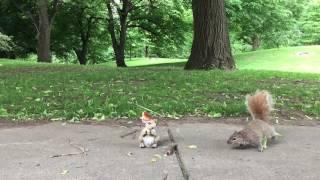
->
left=106, top=1, right=119, bottom=49
left=49, top=0, right=63, bottom=28
left=11, top=1, right=39, bottom=33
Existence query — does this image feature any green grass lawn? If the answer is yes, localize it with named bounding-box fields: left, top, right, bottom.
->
left=0, top=46, right=319, bottom=122
left=105, top=45, right=320, bottom=73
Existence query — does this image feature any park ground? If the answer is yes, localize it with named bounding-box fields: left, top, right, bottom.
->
left=0, top=46, right=320, bottom=179
left=0, top=46, right=319, bottom=122
left=0, top=121, right=320, bottom=179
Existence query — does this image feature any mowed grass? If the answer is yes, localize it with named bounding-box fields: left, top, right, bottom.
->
left=105, top=45, right=320, bottom=73
left=0, top=60, right=319, bottom=122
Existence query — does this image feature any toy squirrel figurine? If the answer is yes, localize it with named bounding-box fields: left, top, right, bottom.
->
left=227, top=90, right=282, bottom=152
left=138, top=112, right=160, bottom=148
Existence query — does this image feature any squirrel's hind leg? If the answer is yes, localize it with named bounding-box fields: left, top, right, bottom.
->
left=271, top=131, right=282, bottom=140
left=258, top=136, right=267, bottom=152
left=274, top=131, right=282, bottom=137
left=262, top=136, right=268, bottom=149
left=140, top=142, right=146, bottom=148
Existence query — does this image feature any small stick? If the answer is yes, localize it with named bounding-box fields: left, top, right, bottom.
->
left=50, top=139, right=88, bottom=158
left=167, top=128, right=189, bottom=180
left=120, top=129, right=139, bottom=138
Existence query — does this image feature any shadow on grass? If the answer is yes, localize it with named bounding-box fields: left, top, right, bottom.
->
left=129, top=61, right=186, bottom=68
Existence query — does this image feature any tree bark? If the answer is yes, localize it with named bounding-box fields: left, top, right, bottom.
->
left=76, top=49, right=87, bottom=65
left=106, top=0, right=131, bottom=67
left=145, top=46, right=149, bottom=58
left=185, top=0, right=235, bottom=70
left=37, top=0, right=51, bottom=63
left=75, top=11, right=93, bottom=65
left=251, top=34, right=261, bottom=51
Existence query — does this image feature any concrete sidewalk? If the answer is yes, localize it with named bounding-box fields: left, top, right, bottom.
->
left=0, top=122, right=320, bottom=180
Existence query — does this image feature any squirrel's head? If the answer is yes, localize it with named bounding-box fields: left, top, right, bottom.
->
left=227, top=131, right=248, bottom=146
left=140, top=112, right=157, bottom=129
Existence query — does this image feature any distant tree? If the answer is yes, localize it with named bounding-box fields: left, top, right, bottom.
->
left=228, top=0, right=293, bottom=50
left=53, top=0, right=108, bottom=65
left=300, top=2, right=320, bottom=45
left=185, top=0, right=235, bottom=70
left=106, top=0, right=188, bottom=67
left=7, top=0, right=63, bottom=62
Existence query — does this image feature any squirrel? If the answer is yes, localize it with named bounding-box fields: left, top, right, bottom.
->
left=227, top=90, right=282, bottom=152
left=138, top=112, right=160, bottom=148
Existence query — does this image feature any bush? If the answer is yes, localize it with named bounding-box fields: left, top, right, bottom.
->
left=0, top=32, right=14, bottom=52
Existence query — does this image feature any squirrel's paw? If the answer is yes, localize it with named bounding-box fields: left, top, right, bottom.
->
left=152, top=143, right=158, bottom=148
left=139, top=143, right=146, bottom=148
left=274, top=132, right=282, bottom=137
left=258, top=146, right=264, bottom=152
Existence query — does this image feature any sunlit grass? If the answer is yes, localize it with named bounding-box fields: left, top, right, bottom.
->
left=103, top=45, right=320, bottom=73
left=0, top=46, right=319, bottom=121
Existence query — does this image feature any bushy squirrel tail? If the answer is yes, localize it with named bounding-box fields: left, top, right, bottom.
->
left=246, top=90, right=274, bottom=122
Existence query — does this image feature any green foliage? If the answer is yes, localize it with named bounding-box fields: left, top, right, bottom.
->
left=300, top=2, right=320, bottom=44
left=125, top=0, right=192, bottom=59
left=1, top=0, right=320, bottom=61
left=0, top=1, right=36, bottom=57
left=0, top=32, right=14, bottom=52
left=52, top=0, right=110, bottom=64
left=227, top=0, right=295, bottom=50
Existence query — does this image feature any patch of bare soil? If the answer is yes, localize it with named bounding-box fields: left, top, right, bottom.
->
left=0, top=111, right=319, bottom=129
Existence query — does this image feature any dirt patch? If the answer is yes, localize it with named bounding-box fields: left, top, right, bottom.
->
left=0, top=118, right=50, bottom=129
left=0, top=112, right=319, bottom=128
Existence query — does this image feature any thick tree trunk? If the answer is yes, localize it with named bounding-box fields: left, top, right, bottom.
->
left=185, top=0, right=235, bottom=70
left=75, top=41, right=88, bottom=65
left=117, top=11, right=128, bottom=67
left=76, top=15, right=93, bottom=65
left=251, top=34, right=261, bottom=51
left=37, top=0, right=52, bottom=63
left=106, top=0, right=130, bottom=67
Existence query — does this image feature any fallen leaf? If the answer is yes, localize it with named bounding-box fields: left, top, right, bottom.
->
left=188, top=145, right=198, bottom=149
left=154, top=154, right=162, bottom=159
left=305, top=115, right=313, bottom=120
left=34, top=98, right=41, bottom=102
left=43, top=90, right=53, bottom=94
left=60, top=170, right=69, bottom=175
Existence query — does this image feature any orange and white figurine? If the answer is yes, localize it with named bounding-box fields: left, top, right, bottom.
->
left=138, top=112, right=160, bottom=148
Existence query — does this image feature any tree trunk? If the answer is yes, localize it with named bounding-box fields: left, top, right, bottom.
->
left=75, top=39, right=88, bottom=65
left=251, top=34, right=261, bottom=51
left=185, top=0, right=235, bottom=70
left=145, top=46, right=149, bottom=58
left=37, top=0, right=52, bottom=63
left=76, top=51, right=87, bottom=65
left=106, top=1, right=130, bottom=67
